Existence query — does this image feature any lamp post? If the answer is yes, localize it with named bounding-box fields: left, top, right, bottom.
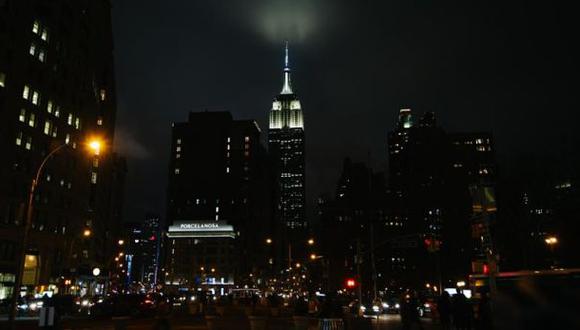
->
left=544, top=235, right=558, bottom=268
left=8, top=139, right=102, bottom=328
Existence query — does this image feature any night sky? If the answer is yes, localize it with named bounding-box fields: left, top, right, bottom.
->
left=111, top=1, right=579, bottom=223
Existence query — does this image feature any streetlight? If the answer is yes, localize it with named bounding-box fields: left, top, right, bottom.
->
left=118, top=239, right=125, bottom=246
left=307, top=238, right=315, bottom=245
left=544, top=236, right=558, bottom=246
left=83, top=228, right=92, bottom=237
left=8, top=138, right=104, bottom=326
left=266, top=238, right=272, bottom=245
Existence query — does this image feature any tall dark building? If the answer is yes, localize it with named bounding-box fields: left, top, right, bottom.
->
left=125, top=214, right=161, bottom=289
left=317, top=158, right=389, bottom=293
left=0, top=0, right=123, bottom=299
left=268, top=43, right=306, bottom=264
left=386, top=109, right=496, bottom=288
left=166, top=111, right=271, bottom=287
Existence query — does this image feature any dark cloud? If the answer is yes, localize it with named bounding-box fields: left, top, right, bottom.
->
left=112, top=0, right=580, bottom=222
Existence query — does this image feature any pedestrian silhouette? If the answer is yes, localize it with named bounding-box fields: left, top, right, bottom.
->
left=437, top=291, right=452, bottom=330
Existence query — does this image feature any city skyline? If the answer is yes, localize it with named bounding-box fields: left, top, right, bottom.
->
left=112, top=1, right=579, bottom=223
left=2, top=1, right=579, bottom=328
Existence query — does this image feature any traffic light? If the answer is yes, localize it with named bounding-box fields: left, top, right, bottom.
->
left=424, top=237, right=441, bottom=253
left=345, top=278, right=356, bottom=289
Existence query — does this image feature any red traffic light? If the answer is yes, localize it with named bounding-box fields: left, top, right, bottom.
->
left=346, top=278, right=356, bottom=288
left=483, top=263, right=489, bottom=275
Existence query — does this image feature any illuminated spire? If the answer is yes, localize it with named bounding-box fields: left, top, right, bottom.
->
left=281, top=41, right=293, bottom=94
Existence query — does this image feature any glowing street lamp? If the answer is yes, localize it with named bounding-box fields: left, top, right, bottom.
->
left=83, top=229, right=92, bottom=237
left=118, top=239, right=125, bottom=246
left=307, top=238, right=315, bottom=245
left=266, top=238, right=272, bottom=245
left=88, top=139, right=103, bottom=156
left=544, top=236, right=558, bottom=246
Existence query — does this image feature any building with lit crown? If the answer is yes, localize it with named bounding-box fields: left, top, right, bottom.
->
left=268, top=43, right=306, bottom=232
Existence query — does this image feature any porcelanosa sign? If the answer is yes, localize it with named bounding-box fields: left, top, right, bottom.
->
left=169, top=221, right=233, bottom=232
left=180, top=223, right=219, bottom=230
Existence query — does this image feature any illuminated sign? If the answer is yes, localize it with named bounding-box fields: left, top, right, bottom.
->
left=167, top=221, right=236, bottom=239
left=180, top=223, right=219, bottom=230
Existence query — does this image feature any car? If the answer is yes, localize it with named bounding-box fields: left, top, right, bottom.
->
left=381, top=299, right=401, bottom=314
left=91, top=294, right=156, bottom=317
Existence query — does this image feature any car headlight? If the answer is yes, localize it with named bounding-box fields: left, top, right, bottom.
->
left=360, top=306, right=366, bottom=311
left=29, top=303, right=37, bottom=310
left=372, top=305, right=380, bottom=312
left=81, top=300, right=90, bottom=306
left=382, top=303, right=389, bottom=308
left=395, top=303, right=400, bottom=309
left=424, top=303, right=430, bottom=308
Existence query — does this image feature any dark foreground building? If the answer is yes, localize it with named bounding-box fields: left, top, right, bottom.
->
left=0, top=0, right=124, bottom=299
left=165, top=111, right=272, bottom=289
left=386, top=108, right=496, bottom=289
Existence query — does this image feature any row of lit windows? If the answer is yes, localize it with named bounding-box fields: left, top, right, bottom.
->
left=15, top=132, right=32, bottom=150
left=23, top=86, right=81, bottom=129
left=29, top=42, right=46, bottom=63
left=22, top=85, right=40, bottom=105
left=32, top=20, right=49, bottom=41
left=0, top=72, right=5, bottom=87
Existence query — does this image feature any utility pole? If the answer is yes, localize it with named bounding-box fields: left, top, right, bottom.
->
left=370, top=222, right=377, bottom=301
left=356, top=239, right=363, bottom=305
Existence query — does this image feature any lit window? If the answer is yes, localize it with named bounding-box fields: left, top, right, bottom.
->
left=91, top=172, right=97, bottom=184
left=176, top=146, right=181, bottom=152
left=47, top=101, right=53, bottom=113
left=51, top=126, right=57, bottom=137
left=19, top=109, right=26, bottom=122
left=28, top=113, right=35, bottom=127
left=67, top=114, right=73, bottom=125
left=176, top=138, right=181, bottom=145
left=32, top=20, right=40, bottom=34
left=23, top=85, right=30, bottom=99
left=43, top=120, right=52, bottom=135
left=32, top=91, right=39, bottom=105
left=54, top=106, right=60, bottom=117
left=227, top=137, right=231, bottom=143
left=16, top=132, right=23, bottom=146
left=174, top=168, right=180, bottom=174
left=65, top=133, right=70, bottom=144
left=41, top=28, right=49, bottom=41
left=74, top=117, right=80, bottom=129
left=100, top=89, right=106, bottom=101
left=25, top=137, right=32, bottom=150
left=226, top=167, right=230, bottom=173
left=97, top=118, right=103, bottom=126
left=38, top=50, right=45, bottom=62
left=175, top=153, right=181, bottom=159
left=0, top=72, right=5, bottom=87
left=245, top=136, right=250, bottom=142
left=29, top=43, right=36, bottom=56
left=93, top=159, right=99, bottom=168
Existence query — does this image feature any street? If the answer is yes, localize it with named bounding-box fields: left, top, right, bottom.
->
left=2, top=314, right=438, bottom=330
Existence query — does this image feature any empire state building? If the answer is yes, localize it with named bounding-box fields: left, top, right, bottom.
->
left=268, top=43, right=306, bottom=230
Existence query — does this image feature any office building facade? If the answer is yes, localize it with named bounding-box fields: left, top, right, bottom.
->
left=0, top=0, right=123, bottom=298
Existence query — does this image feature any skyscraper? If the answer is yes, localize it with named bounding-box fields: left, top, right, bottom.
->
left=268, top=43, right=306, bottom=231
left=166, top=111, right=271, bottom=287
left=0, top=0, right=123, bottom=299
